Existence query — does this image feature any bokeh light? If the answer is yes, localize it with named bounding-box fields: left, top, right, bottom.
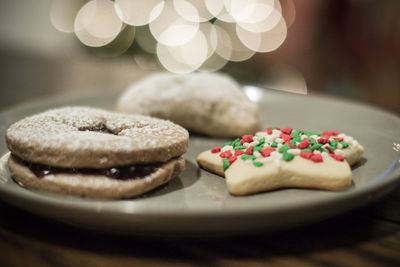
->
left=168, top=30, right=208, bottom=66
left=199, top=52, right=229, bottom=72
left=205, top=0, right=225, bottom=17
left=52, top=0, right=290, bottom=73
left=74, top=0, right=123, bottom=47
left=236, top=15, right=287, bottom=52
left=199, top=22, right=218, bottom=59
left=157, top=43, right=199, bottom=74
left=114, top=0, right=164, bottom=26
left=50, top=0, right=84, bottom=33
left=149, top=1, right=199, bottom=46
left=236, top=3, right=281, bottom=33
left=263, top=64, right=307, bottom=95
left=92, top=26, right=135, bottom=58
left=174, top=0, right=215, bottom=22
left=214, top=21, right=257, bottom=62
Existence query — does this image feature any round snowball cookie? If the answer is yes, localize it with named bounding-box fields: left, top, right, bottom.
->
left=116, top=72, right=261, bottom=137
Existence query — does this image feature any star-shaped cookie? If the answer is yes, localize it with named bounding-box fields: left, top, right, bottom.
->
left=197, top=128, right=364, bottom=196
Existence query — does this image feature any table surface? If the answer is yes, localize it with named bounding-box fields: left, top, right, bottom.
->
left=0, top=186, right=399, bottom=267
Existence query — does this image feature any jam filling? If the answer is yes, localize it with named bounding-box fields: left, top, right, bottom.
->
left=12, top=156, right=161, bottom=180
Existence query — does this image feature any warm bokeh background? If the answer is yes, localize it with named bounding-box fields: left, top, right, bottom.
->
left=0, top=0, right=399, bottom=112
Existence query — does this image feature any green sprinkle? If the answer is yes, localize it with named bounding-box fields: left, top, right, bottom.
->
left=241, top=155, right=256, bottom=161
left=340, top=142, right=349, bottom=148
left=309, top=138, right=317, bottom=145
left=291, top=130, right=301, bottom=137
left=302, top=148, right=312, bottom=152
left=254, top=145, right=263, bottom=152
left=253, top=161, right=264, bottom=167
left=310, top=144, right=322, bottom=151
left=293, top=136, right=302, bottom=142
left=282, top=152, right=294, bottom=161
left=224, top=141, right=232, bottom=146
left=232, top=138, right=242, bottom=147
left=305, top=130, right=320, bottom=137
left=258, top=137, right=265, bottom=145
left=330, top=140, right=338, bottom=149
left=278, top=144, right=290, bottom=153
left=236, top=145, right=246, bottom=150
left=320, top=148, right=329, bottom=153
left=290, top=140, right=298, bottom=147
left=223, top=158, right=229, bottom=171
left=271, top=142, right=278, bottom=148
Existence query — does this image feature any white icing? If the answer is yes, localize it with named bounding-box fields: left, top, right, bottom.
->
left=344, top=136, right=354, bottom=143
left=249, top=141, right=259, bottom=147
left=221, top=145, right=233, bottom=152
left=253, top=151, right=262, bottom=158
left=272, top=129, right=282, bottom=135
left=321, top=152, right=329, bottom=158
left=287, top=149, right=301, bottom=155
left=335, top=149, right=345, bottom=155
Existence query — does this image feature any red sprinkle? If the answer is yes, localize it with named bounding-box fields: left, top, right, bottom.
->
left=281, top=127, right=292, bottom=135
left=297, top=139, right=310, bottom=149
left=334, top=137, right=344, bottom=142
left=219, top=150, right=232, bottom=158
left=267, top=128, right=273, bottom=135
left=235, top=150, right=245, bottom=156
left=310, top=154, right=323, bottom=163
left=241, top=134, right=254, bottom=144
left=317, top=137, right=329, bottom=144
left=280, top=133, right=292, bottom=143
left=326, top=146, right=334, bottom=154
left=260, top=147, right=276, bottom=157
left=211, top=146, right=221, bottom=153
left=322, top=130, right=339, bottom=138
left=300, top=152, right=313, bottom=159
left=330, top=154, right=345, bottom=161
left=245, top=146, right=254, bottom=155
left=228, top=155, right=237, bottom=164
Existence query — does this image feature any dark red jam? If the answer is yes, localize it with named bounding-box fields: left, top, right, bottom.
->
left=12, top=156, right=161, bottom=180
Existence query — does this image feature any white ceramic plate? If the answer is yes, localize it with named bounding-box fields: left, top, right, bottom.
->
left=0, top=86, right=399, bottom=236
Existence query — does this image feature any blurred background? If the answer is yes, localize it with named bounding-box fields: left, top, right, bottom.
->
left=0, top=0, right=399, bottom=112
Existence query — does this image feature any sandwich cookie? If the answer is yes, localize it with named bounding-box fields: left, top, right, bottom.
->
left=6, top=106, right=189, bottom=199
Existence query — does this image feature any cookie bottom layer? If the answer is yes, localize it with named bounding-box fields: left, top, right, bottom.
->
left=8, top=156, right=185, bottom=199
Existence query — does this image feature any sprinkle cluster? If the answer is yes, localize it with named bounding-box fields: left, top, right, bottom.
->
left=211, top=128, right=357, bottom=171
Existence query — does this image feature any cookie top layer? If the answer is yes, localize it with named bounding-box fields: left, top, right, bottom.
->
left=116, top=72, right=260, bottom=137
left=6, top=107, right=189, bottom=168
left=206, top=127, right=364, bottom=171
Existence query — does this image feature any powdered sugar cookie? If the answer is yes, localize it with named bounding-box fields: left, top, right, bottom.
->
left=116, top=72, right=260, bottom=137
left=197, top=128, right=364, bottom=195
left=6, top=106, right=189, bottom=198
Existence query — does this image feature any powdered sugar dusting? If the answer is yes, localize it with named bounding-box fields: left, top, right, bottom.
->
left=6, top=106, right=189, bottom=167
left=116, top=72, right=260, bottom=137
